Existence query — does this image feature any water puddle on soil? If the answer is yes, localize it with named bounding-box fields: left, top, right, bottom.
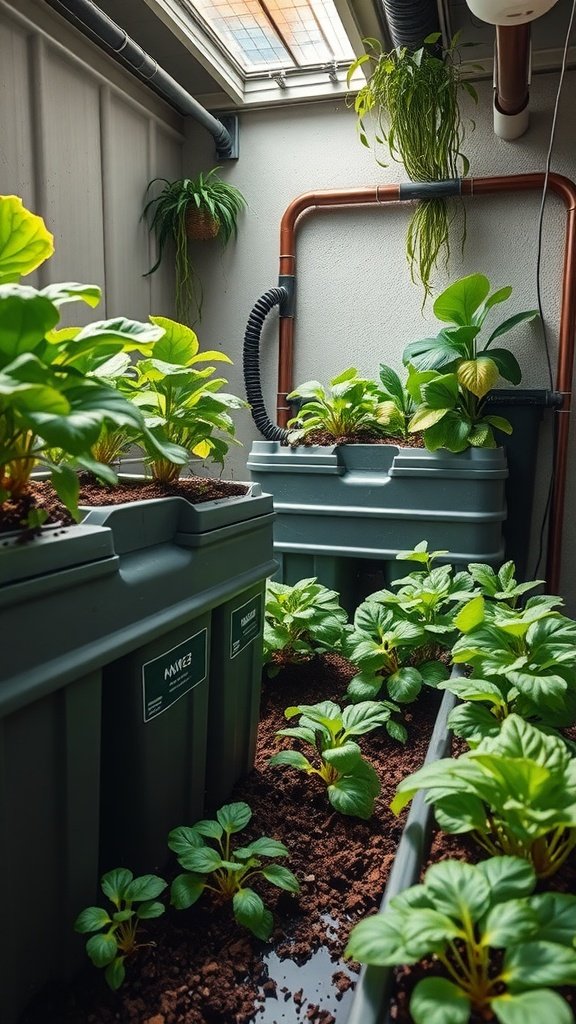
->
left=255, top=915, right=357, bottom=1024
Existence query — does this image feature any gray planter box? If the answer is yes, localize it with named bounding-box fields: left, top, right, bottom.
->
left=248, top=441, right=507, bottom=610
left=0, top=484, right=275, bottom=1024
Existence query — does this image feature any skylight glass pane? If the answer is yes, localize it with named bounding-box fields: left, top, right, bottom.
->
left=179, top=0, right=355, bottom=71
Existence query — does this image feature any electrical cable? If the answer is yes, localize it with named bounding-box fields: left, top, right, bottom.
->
left=531, top=0, right=576, bottom=577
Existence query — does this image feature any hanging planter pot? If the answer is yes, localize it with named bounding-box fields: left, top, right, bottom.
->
left=185, top=206, right=220, bottom=240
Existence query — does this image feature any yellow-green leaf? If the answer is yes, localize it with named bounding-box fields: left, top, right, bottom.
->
left=408, top=407, right=448, bottom=432
left=457, top=358, right=499, bottom=399
left=0, top=195, right=54, bottom=282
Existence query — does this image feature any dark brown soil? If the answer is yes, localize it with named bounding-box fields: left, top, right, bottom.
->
left=21, top=654, right=441, bottom=1024
left=0, top=477, right=249, bottom=536
left=289, top=430, right=425, bottom=449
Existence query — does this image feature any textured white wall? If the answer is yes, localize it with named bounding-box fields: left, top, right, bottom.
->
left=186, top=72, right=576, bottom=609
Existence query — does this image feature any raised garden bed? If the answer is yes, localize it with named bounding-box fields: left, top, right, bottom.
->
left=19, top=653, right=444, bottom=1024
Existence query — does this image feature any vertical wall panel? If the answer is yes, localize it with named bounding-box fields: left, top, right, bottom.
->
left=0, top=17, right=35, bottom=207
left=0, top=0, right=184, bottom=324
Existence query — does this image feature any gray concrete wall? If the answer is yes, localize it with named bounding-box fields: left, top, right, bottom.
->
left=186, top=73, right=576, bottom=609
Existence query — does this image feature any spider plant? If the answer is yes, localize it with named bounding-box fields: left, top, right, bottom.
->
left=348, top=33, right=477, bottom=300
left=142, top=169, right=246, bottom=324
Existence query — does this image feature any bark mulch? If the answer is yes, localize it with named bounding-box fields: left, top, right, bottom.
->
left=21, top=654, right=441, bottom=1024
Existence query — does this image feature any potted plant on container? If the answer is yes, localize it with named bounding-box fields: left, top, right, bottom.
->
left=248, top=273, right=538, bottom=608
left=143, top=168, right=247, bottom=324
left=348, top=33, right=477, bottom=299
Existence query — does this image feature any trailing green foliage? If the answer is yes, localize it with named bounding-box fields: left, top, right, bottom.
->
left=392, top=715, right=576, bottom=877
left=143, top=170, right=246, bottom=324
left=75, top=869, right=167, bottom=990
left=348, top=35, right=475, bottom=298
left=447, top=595, right=576, bottom=742
left=403, top=274, right=538, bottom=451
left=286, top=367, right=392, bottom=443
left=263, top=577, right=348, bottom=676
left=168, top=802, right=298, bottom=940
left=346, top=856, right=576, bottom=1024
left=270, top=700, right=392, bottom=818
left=119, top=316, right=246, bottom=480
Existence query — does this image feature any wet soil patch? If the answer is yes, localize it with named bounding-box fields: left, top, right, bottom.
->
left=288, top=430, right=425, bottom=448
left=21, top=654, right=440, bottom=1024
left=0, top=477, right=248, bottom=536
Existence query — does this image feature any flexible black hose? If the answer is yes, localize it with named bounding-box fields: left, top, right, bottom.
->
left=243, top=288, right=289, bottom=442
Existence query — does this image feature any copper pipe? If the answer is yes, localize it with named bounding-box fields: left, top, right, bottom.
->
left=275, top=172, right=576, bottom=591
left=495, top=25, right=531, bottom=116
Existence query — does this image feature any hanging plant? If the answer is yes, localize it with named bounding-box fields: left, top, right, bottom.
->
left=142, top=169, right=247, bottom=324
left=348, top=33, right=478, bottom=300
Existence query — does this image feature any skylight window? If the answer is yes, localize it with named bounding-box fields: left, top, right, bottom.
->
left=178, top=0, right=355, bottom=72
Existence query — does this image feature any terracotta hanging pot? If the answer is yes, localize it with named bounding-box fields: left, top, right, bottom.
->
left=185, top=207, right=220, bottom=240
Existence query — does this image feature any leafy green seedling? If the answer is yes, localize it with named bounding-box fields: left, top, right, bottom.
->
left=169, top=802, right=298, bottom=940
left=374, top=364, right=416, bottom=440
left=392, top=715, right=576, bottom=877
left=263, top=577, right=348, bottom=676
left=270, top=700, right=393, bottom=818
left=74, top=869, right=167, bottom=990
left=467, top=560, right=545, bottom=608
left=286, top=367, right=392, bottom=443
left=346, top=856, right=576, bottom=1024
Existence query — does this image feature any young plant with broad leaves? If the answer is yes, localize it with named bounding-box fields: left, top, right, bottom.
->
left=168, top=802, right=298, bottom=940
left=286, top=367, right=392, bottom=443
left=403, top=274, right=538, bottom=451
left=466, top=559, right=544, bottom=608
left=446, top=596, right=576, bottom=743
left=346, top=856, right=576, bottom=1024
left=269, top=700, right=393, bottom=818
left=119, top=316, right=246, bottom=481
left=74, top=868, right=167, bottom=990
left=392, top=715, right=576, bottom=877
left=370, top=541, right=476, bottom=650
left=263, top=577, right=348, bottom=677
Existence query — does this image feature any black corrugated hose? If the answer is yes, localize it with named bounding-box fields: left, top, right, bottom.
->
left=243, top=288, right=289, bottom=442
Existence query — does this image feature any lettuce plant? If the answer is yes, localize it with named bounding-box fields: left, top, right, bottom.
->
left=269, top=700, right=393, bottom=818
left=74, top=868, right=167, bottom=990
left=346, top=856, right=576, bottom=1024
left=403, top=274, right=538, bottom=451
left=168, top=802, right=298, bottom=940
left=120, top=316, right=246, bottom=481
left=392, top=715, right=576, bottom=877
left=286, top=367, right=391, bottom=443
left=263, top=577, right=348, bottom=676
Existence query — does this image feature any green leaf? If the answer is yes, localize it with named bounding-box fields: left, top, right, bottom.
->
left=74, top=317, right=164, bottom=350
left=341, top=700, right=394, bottom=734
left=216, top=801, right=252, bottom=834
left=190, top=819, right=224, bottom=841
left=177, top=846, right=223, bottom=873
left=104, top=957, right=126, bottom=991
left=0, top=287, right=60, bottom=359
left=39, top=282, right=101, bottom=308
left=485, top=414, right=514, bottom=435
left=0, top=195, right=54, bottom=281
left=419, top=373, right=458, bottom=410
left=409, top=405, right=448, bottom=432
left=101, top=868, right=133, bottom=905
left=418, top=661, right=450, bottom=686
left=136, top=901, right=165, bottom=919
left=124, top=875, right=167, bottom=902
left=323, top=741, right=363, bottom=773
left=346, top=910, right=416, bottom=965
left=529, top=892, right=576, bottom=945
left=50, top=463, right=81, bottom=520
left=424, top=859, right=491, bottom=922
left=170, top=874, right=205, bottom=910
left=410, top=977, right=471, bottom=1024
left=424, top=412, right=471, bottom=452
left=488, top=348, right=522, bottom=385
left=74, top=906, right=112, bottom=933
left=433, top=274, right=490, bottom=326
left=483, top=898, right=537, bottom=947
left=86, top=932, right=118, bottom=968
left=328, top=763, right=380, bottom=819
left=236, top=837, right=289, bottom=859
left=491, top=990, right=574, bottom=1024
left=487, top=309, right=539, bottom=345
left=504, top=941, right=576, bottom=988
left=447, top=702, right=502, bottom=743
left=269, top=750, right=315, bottom=772
left=387, top=718, right=408, bottom=743
left=454, top=595, right=485, bottom=632
left=379, top=364, right=406, bottom=407
left=387, top=667, right=423, bottom=703
left=261, top=865, right=300, bottom=892
left=233, top=888, right=272, bottom=939
left=167, top=825, right=204, bottom=856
